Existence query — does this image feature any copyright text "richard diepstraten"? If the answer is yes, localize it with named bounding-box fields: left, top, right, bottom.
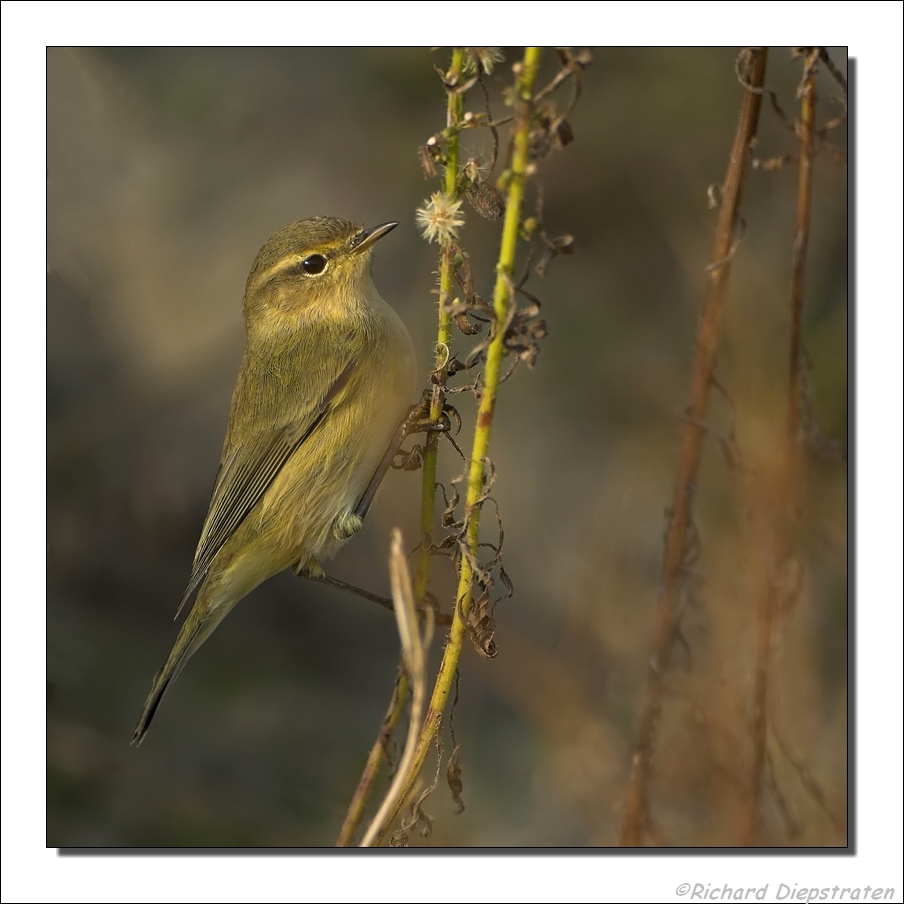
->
left=674, top=883, right=896, bottom=902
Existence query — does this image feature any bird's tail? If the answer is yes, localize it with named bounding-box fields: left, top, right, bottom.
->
left=131, top=606, right=211, bottom=746
left=132, top=554, right=267, bottom=745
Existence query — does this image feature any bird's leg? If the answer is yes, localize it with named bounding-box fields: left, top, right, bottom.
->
left=293, top=560, right=451, bottom=625
left=308, top=571, right=395, bottom=615
left=293, top=557, right=385, bottom=607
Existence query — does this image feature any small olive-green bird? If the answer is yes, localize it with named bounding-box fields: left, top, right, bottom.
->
left=132, top=217, right=416, bottom=745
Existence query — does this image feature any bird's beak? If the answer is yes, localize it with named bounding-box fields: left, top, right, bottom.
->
left=350, top=221, right=399, bottom=254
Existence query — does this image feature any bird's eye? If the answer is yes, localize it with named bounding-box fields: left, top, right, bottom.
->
left=300, top=254, right=327, bottom=275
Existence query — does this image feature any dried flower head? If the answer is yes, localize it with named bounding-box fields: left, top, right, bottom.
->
left=465, top=47, right=504, bottom=75
left=462, top=155, right=490, bottom=184
left=416, top=192, right=465, bottom=245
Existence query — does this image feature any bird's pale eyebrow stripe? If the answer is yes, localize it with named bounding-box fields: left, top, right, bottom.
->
left=248, top=254, right=323, bottom=293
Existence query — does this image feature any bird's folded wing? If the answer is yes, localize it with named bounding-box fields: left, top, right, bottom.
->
left=175, top=359, right=356, bottom=616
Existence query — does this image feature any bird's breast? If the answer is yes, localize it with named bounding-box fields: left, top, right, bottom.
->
left=255, top=301, right=416, bottom=563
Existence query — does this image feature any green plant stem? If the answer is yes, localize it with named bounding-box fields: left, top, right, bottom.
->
left=338, top=48, right=466, bottom=848
left=372, top=46, right=543, bottom=846
left=414, top=46, right=464, bottom=600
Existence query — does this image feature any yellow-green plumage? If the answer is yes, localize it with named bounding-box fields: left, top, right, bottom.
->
left=132, top=217, right=416, bottom=744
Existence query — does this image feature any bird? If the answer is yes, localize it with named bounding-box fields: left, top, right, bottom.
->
left=132, top=217, right=417, bottom=745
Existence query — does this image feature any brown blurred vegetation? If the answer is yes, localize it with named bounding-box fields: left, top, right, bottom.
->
left=47, top=47, right=847, bottom=847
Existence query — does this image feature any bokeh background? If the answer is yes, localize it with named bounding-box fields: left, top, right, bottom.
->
left=47, top=47, right=847, bottom=847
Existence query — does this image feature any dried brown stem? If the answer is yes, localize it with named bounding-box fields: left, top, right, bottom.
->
left=361, top=531, right=432, bottom=847
left=620, top=48, right=769, bottom=847
left=335, top=669, right=409, bottom=846
left=817, top=48, right=847, bottom=95
left=740, top=49, right=817, bottom=845
left=772, top=714, right=843, bottom=830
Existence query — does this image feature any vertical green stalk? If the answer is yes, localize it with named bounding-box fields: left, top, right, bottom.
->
left=414, top=46, right=465, bottom=601
left=461, top=46, right=542, bottom=556
left=373, top=47, right=542, bottom=845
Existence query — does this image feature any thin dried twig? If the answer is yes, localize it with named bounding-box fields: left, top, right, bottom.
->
left=817, top=48, right=847, bottom=95
left=335, top=668, right=409, bottom=846
left=360, top=531, right=433, bottom=847
left=772, top=714, right=843, bottom=830
left=620, top=48, right=769, bottom=847
left=740, top=48, right=818, bottom=845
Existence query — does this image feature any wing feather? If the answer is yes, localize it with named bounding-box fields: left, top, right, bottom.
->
left=175, top=358, right=356, bottom=616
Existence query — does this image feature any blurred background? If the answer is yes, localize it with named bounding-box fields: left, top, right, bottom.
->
left=47, top=47, right=847, bottom=847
